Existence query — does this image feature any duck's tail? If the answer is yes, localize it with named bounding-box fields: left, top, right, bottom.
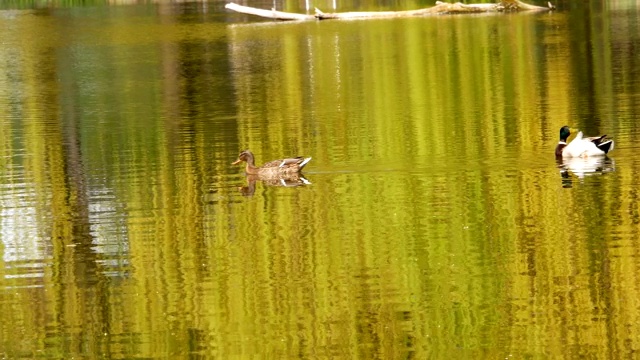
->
left=299, top=157, right=312, bottom=169
left=590, top=135, right=614, bottom=154
left=596, top=139, right=614, bottom=154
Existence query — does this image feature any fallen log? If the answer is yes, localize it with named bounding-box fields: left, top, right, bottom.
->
left=225, top=0, right=554, bottom=21
left=225, top=3, right=315, bottom=20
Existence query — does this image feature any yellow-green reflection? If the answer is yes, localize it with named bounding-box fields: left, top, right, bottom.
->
left=1, top=1, right=640, bottom=359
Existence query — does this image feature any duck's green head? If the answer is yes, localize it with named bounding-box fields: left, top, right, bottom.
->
left=559, top=126, right=571, bottom=142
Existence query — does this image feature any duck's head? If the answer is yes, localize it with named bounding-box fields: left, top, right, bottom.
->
left=232, top=150, right=254, bottom=165
left=559, top=126, right=572, bottom=142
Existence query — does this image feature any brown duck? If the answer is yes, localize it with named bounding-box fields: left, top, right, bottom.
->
left=232, top=150, right=312, bottom=176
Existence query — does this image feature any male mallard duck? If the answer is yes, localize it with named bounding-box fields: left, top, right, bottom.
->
left=555, top=125, right=614, bottom=158
left=232, top=150, right=312, bottom=176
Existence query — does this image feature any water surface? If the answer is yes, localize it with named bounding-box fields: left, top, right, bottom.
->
left=1, top=0, right=640, bottom=358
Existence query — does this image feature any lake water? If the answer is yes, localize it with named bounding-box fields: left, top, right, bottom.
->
left=1, top=0, right=640, bottom=358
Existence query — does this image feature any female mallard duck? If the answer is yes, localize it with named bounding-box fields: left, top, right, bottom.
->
left=232, top=150, right=311, bottom=176
left=555, top=125, right=614, bottom=158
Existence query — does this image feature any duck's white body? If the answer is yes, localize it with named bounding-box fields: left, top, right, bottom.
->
left=561, top=131, right=614, bottom=158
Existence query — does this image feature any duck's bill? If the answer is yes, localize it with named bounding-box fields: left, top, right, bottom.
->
left=232, top=159, right=241, bottom=165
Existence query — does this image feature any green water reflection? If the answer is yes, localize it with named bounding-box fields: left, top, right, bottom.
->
left=1, top=1, right=640, bottom=358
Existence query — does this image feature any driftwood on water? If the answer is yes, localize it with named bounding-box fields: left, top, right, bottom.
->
left=225, top=0, right=555, bottom=21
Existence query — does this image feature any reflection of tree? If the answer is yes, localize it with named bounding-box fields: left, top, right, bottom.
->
left=47, top=61, right=112, bottom=351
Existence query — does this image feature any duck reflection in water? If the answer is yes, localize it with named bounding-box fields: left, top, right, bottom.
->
left=238, top=174, right=311, bottom=196
left=232, top=149, right=312, bottom=196
left=557, top=156, right=615, bottom=188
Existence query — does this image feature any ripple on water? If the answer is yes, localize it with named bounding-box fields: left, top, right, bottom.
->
left=0, top=178, right=50, bottom=289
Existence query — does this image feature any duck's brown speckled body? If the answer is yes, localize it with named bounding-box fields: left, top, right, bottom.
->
left=232, top=150, right=311, bottom=176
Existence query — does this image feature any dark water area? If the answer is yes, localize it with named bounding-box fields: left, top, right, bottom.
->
left=1, top=0, right=640, bottom=358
